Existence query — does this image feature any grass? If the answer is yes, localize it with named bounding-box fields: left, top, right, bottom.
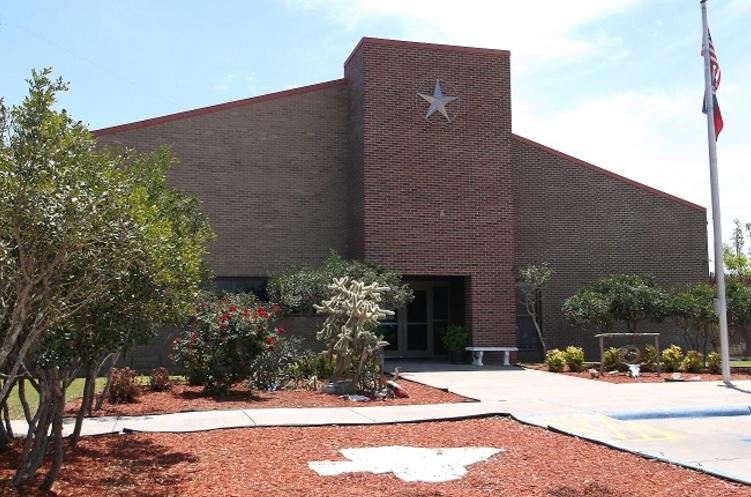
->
left=730, top=360, right=751, bottom=367
left=6, top=374, right=185, bottom=421
left=6, top=377, right=109, bottom=421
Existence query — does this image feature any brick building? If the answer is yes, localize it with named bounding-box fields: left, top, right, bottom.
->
left=95, top=38, right=708, bottom=364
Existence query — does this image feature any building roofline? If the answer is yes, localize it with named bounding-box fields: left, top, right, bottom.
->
left=511, top=133, right=706, bottom=213
left=92, top=78, right=347, bottom=137
left=344, top=36, right=510, bottom=68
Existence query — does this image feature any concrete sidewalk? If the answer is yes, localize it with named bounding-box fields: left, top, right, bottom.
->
left=10, top=400, right=505, bottom=438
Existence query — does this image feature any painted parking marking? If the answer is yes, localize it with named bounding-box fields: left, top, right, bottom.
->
left=536, top=414, right=683, bottom=442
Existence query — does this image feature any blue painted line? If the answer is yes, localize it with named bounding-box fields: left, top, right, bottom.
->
left=608, top=405, right=751, bottom=420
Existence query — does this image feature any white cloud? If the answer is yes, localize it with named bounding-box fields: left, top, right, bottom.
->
left=288, top=0, right=642, bottom=72
left=211, top=73, right=236, bottom=91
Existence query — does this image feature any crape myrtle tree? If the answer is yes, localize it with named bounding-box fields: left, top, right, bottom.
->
left=589, top=273, right=669, bottom=333
left=562, top=274, right=668, bottom=337
left=0, top=69, right=212, bottom=490
left=667, top=283, right=718, bottom=360
left=562, top=289, right=612, bottom=335
left=516, top=263, right=553, bottom=357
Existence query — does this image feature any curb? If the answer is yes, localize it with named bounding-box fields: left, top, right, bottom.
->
left=607, top=405, right=751, bottom=421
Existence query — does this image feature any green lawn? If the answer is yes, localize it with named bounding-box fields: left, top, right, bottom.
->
left=730, top=360, right=751, bottom=367
left=6, top=375, right=184, bottom=421
left=7, top=377, right=108, bottom=421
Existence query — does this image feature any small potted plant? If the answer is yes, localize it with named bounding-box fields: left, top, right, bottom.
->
left=442, top=325, right=470, bottom=364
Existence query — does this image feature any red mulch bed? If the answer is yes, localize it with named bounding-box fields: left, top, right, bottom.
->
left=525, top=364, right=751, bottom=384
left=2, top=417, right=748, bottom=496
left=64, top=378, right=470, bottom=417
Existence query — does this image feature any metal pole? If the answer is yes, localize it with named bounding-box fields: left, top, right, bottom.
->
left=701, top=0, right=732, bottom=386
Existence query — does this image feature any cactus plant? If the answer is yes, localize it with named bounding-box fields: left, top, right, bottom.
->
left=314, top=277, right=394, bottom=390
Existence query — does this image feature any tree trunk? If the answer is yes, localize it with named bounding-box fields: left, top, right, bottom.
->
left=70, top=369, right=96, bottom=447
left=533, top=319, right=547, bottom=360
left=95, top=352, right=120, bottom=411
left=40, top=388, right=66, bottom=491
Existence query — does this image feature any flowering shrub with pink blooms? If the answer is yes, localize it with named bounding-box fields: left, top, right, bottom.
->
left=172, top=292, right=284, bottom=395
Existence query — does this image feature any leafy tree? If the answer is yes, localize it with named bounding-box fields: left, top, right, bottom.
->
left=0, top=70, right=212, bottom=489
left=667, top=283, right=718, bottom=358
left=268, top=251, right=413, bottom=315
left=516, top=263, right=553, bottom=356
left=562, top=289, right=612, bottom=334
left=727, top=277, right=751, bottom=356
left=590, top=274, right=668, bottom=332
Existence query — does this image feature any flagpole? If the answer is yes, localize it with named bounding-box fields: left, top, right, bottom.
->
left=701, top=0, right=732, bottom=386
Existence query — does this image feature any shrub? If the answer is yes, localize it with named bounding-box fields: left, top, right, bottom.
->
left=707, top=351, right=722, bottom=374
left=172, top=292, right=283, bottom=396
left=681, top=350, right=704, bottom=373
left=641, top=345, right=658, bottom=371
left=108, top=368, right=140, bottom=404
left=661, top=344, right=683, bottom=373
left=564, top=346, right=585, bottom=372
left=286, top=351, right=337, bottom=390
left=313, top=352, right=336, bottom=380
left=268, top=251, right=413, bottom=315
left=248, top=335, right=308, bottom=391
left=545, top=349, right=566, bottom=372
left=149, top=367, right=172, bottom=392
left=602, top=347, right=625, bottom=371
left=441, top=325, right=470, bottom=353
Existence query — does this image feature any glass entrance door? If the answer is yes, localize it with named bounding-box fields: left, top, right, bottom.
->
left=381, top=282, right=450, bottom=357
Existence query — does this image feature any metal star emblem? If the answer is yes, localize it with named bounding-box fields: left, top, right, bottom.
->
left=417, top=80, right=458, bottom=122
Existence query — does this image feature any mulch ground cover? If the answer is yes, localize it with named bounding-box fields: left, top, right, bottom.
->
left=525, top=364, right=751, bottom=384
left=63, top=378, right=471, bottom=417
left=2, top=417, right=748, bottom=496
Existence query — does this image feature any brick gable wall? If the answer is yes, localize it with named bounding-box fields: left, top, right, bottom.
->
left=512, top=135, right=708, bottom=356
left=96, top=83, right=350, bottom=277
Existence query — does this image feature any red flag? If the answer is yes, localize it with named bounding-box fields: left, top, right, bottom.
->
left=702, top=30, right=723, bottom=138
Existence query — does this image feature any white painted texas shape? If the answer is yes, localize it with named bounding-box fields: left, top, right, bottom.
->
left=308, top=446, right=504, bottom=482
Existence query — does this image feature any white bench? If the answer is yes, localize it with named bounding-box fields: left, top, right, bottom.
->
left=465, top=347, right=518, bottom=367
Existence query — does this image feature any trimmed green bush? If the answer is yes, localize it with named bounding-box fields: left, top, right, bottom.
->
left=441, top=325, right=471, bottom=353
left=641, top=344, right=658, bottom=372
left=545, top=349, right=566, bottom=372
left=602, top=347, right=625, bottom=371
left=681, top=350, right=704, bottom=373
left=707, top=351, right=722, bottom=374
left=661, top=344, right=683, bottom=373
left=564, top=346, right=585, bottom=372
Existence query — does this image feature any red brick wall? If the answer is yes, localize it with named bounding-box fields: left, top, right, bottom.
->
left=95, top=83, right=350, bottom=277
left=512, top=135, right=709, bottom=356
left=345, top=39, right=517, bottom=346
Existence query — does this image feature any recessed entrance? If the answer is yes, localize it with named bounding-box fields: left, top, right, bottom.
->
left=381, top=278, right=464, bottom=358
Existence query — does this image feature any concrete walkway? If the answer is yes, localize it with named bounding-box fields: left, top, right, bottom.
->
left=10, top=401, right=505, bottom=438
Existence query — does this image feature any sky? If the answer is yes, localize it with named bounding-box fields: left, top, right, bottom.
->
left=1, top=0, right=749, bottom=266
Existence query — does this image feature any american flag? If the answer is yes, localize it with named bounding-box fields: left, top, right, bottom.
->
left=702, top=29, right=723, bottom=138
